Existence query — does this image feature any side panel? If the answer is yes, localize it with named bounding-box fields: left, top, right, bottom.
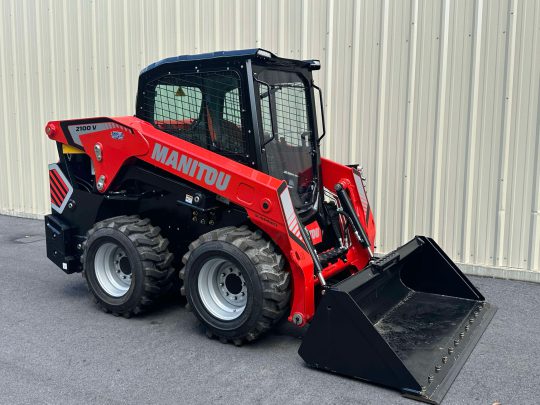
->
left=321, top=157, right=377, bottom=272
left=46, top=116, right=317, bottom=323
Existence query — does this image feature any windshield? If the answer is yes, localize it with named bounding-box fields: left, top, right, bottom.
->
left=257, top=70, right=316, bottom=210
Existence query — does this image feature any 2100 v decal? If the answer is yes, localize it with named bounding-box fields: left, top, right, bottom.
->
left=66, top=122, right=130, bottom=146
left=76, top=125, right=97, bottom=131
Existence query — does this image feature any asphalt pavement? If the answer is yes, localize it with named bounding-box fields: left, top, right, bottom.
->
left=1, top=214, right=539, bottom=405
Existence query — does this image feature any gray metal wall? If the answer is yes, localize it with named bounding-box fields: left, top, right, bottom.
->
left=0, top=0, right=539, bottom=281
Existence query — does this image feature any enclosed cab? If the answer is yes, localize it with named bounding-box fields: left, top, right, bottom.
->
left=135, top=49, right=323, bottom=220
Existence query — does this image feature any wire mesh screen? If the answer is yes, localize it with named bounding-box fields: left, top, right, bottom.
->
left=257, top=71, right=316, bottom=209
left=259, top=82, right=312, bottom=147
left=140, top=71, right=246, bottom=155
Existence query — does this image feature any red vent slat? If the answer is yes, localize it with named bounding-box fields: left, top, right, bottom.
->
left=49, top=181, right=64, bottom=206
left=51, top=170, right=68, bottom=194
left=50, top=172, right=67, bottom=197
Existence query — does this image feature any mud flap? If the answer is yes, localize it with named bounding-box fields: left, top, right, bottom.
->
left=298, top=236, right=496, bottom=404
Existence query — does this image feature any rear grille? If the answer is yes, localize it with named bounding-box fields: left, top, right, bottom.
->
left=49, top=164, right=73, bottom=213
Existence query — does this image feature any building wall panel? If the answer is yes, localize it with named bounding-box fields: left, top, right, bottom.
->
left=0, top=0, right=538, bottom=280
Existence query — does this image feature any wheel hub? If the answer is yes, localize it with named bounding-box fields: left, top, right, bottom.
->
left=225, top=273, right=242, bottom=294
left=198, top=258, right=247, bottom=321
left=94, top=242, right=132, bottom=297
left=220, top=267, right=247, bottom=306
left=118, top=255, right=132, bottom=275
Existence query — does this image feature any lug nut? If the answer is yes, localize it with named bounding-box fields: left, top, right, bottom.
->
left=435, top=366, right=441, bottom=373
left=448, top=348, right=454, bottom=354
left=442, top=356, right=448, bottom=364
left=428, top=376, right=434, bottom=383
left=459, top=332, right=465, bottom=338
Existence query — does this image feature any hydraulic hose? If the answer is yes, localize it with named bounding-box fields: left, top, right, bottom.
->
left=297, top=222, right=327, bottom=287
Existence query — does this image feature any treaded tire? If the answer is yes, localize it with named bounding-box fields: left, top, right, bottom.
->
left=82, top=215, right=174, bottom=317
left=179, top=226, right=290, bottom=345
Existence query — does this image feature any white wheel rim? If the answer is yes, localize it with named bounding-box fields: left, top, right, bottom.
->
left=94, top=242, right=132, bottom=298
left=197, top=257, right=247, bottom=321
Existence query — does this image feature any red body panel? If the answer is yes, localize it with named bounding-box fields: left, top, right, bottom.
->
left=45, top=117, right=376, bottom=324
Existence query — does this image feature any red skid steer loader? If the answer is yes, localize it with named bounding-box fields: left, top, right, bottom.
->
left=44, top=49, right=495, bottom=404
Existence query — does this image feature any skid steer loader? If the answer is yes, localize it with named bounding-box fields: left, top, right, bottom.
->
left=44, top=49, right=495, bottom=403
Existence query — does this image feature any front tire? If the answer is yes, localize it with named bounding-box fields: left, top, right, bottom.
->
left=82, top=215, right=174, bottom=317
left=180, top=226, right=290, bottom=345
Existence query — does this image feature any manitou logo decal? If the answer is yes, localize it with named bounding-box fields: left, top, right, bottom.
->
left=151, top=143, right=231, bottom=191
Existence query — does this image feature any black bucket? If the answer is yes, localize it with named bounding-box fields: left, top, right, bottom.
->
left=299, top=236, right=496, bottom=404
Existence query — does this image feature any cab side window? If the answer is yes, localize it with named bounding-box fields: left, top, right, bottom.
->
left=142, top=71, right=247, bottom=157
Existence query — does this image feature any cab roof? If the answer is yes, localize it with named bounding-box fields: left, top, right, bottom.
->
left=140, top=48, right=320, bottom=75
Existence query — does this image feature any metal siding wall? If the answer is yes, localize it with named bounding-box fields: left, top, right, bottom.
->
left=0, top=0, right=538, bottom=279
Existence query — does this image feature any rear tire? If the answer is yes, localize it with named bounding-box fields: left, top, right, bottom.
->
left=82, top=215, right=174, bottom=317
left=180, top=226, right=290, bottom=345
